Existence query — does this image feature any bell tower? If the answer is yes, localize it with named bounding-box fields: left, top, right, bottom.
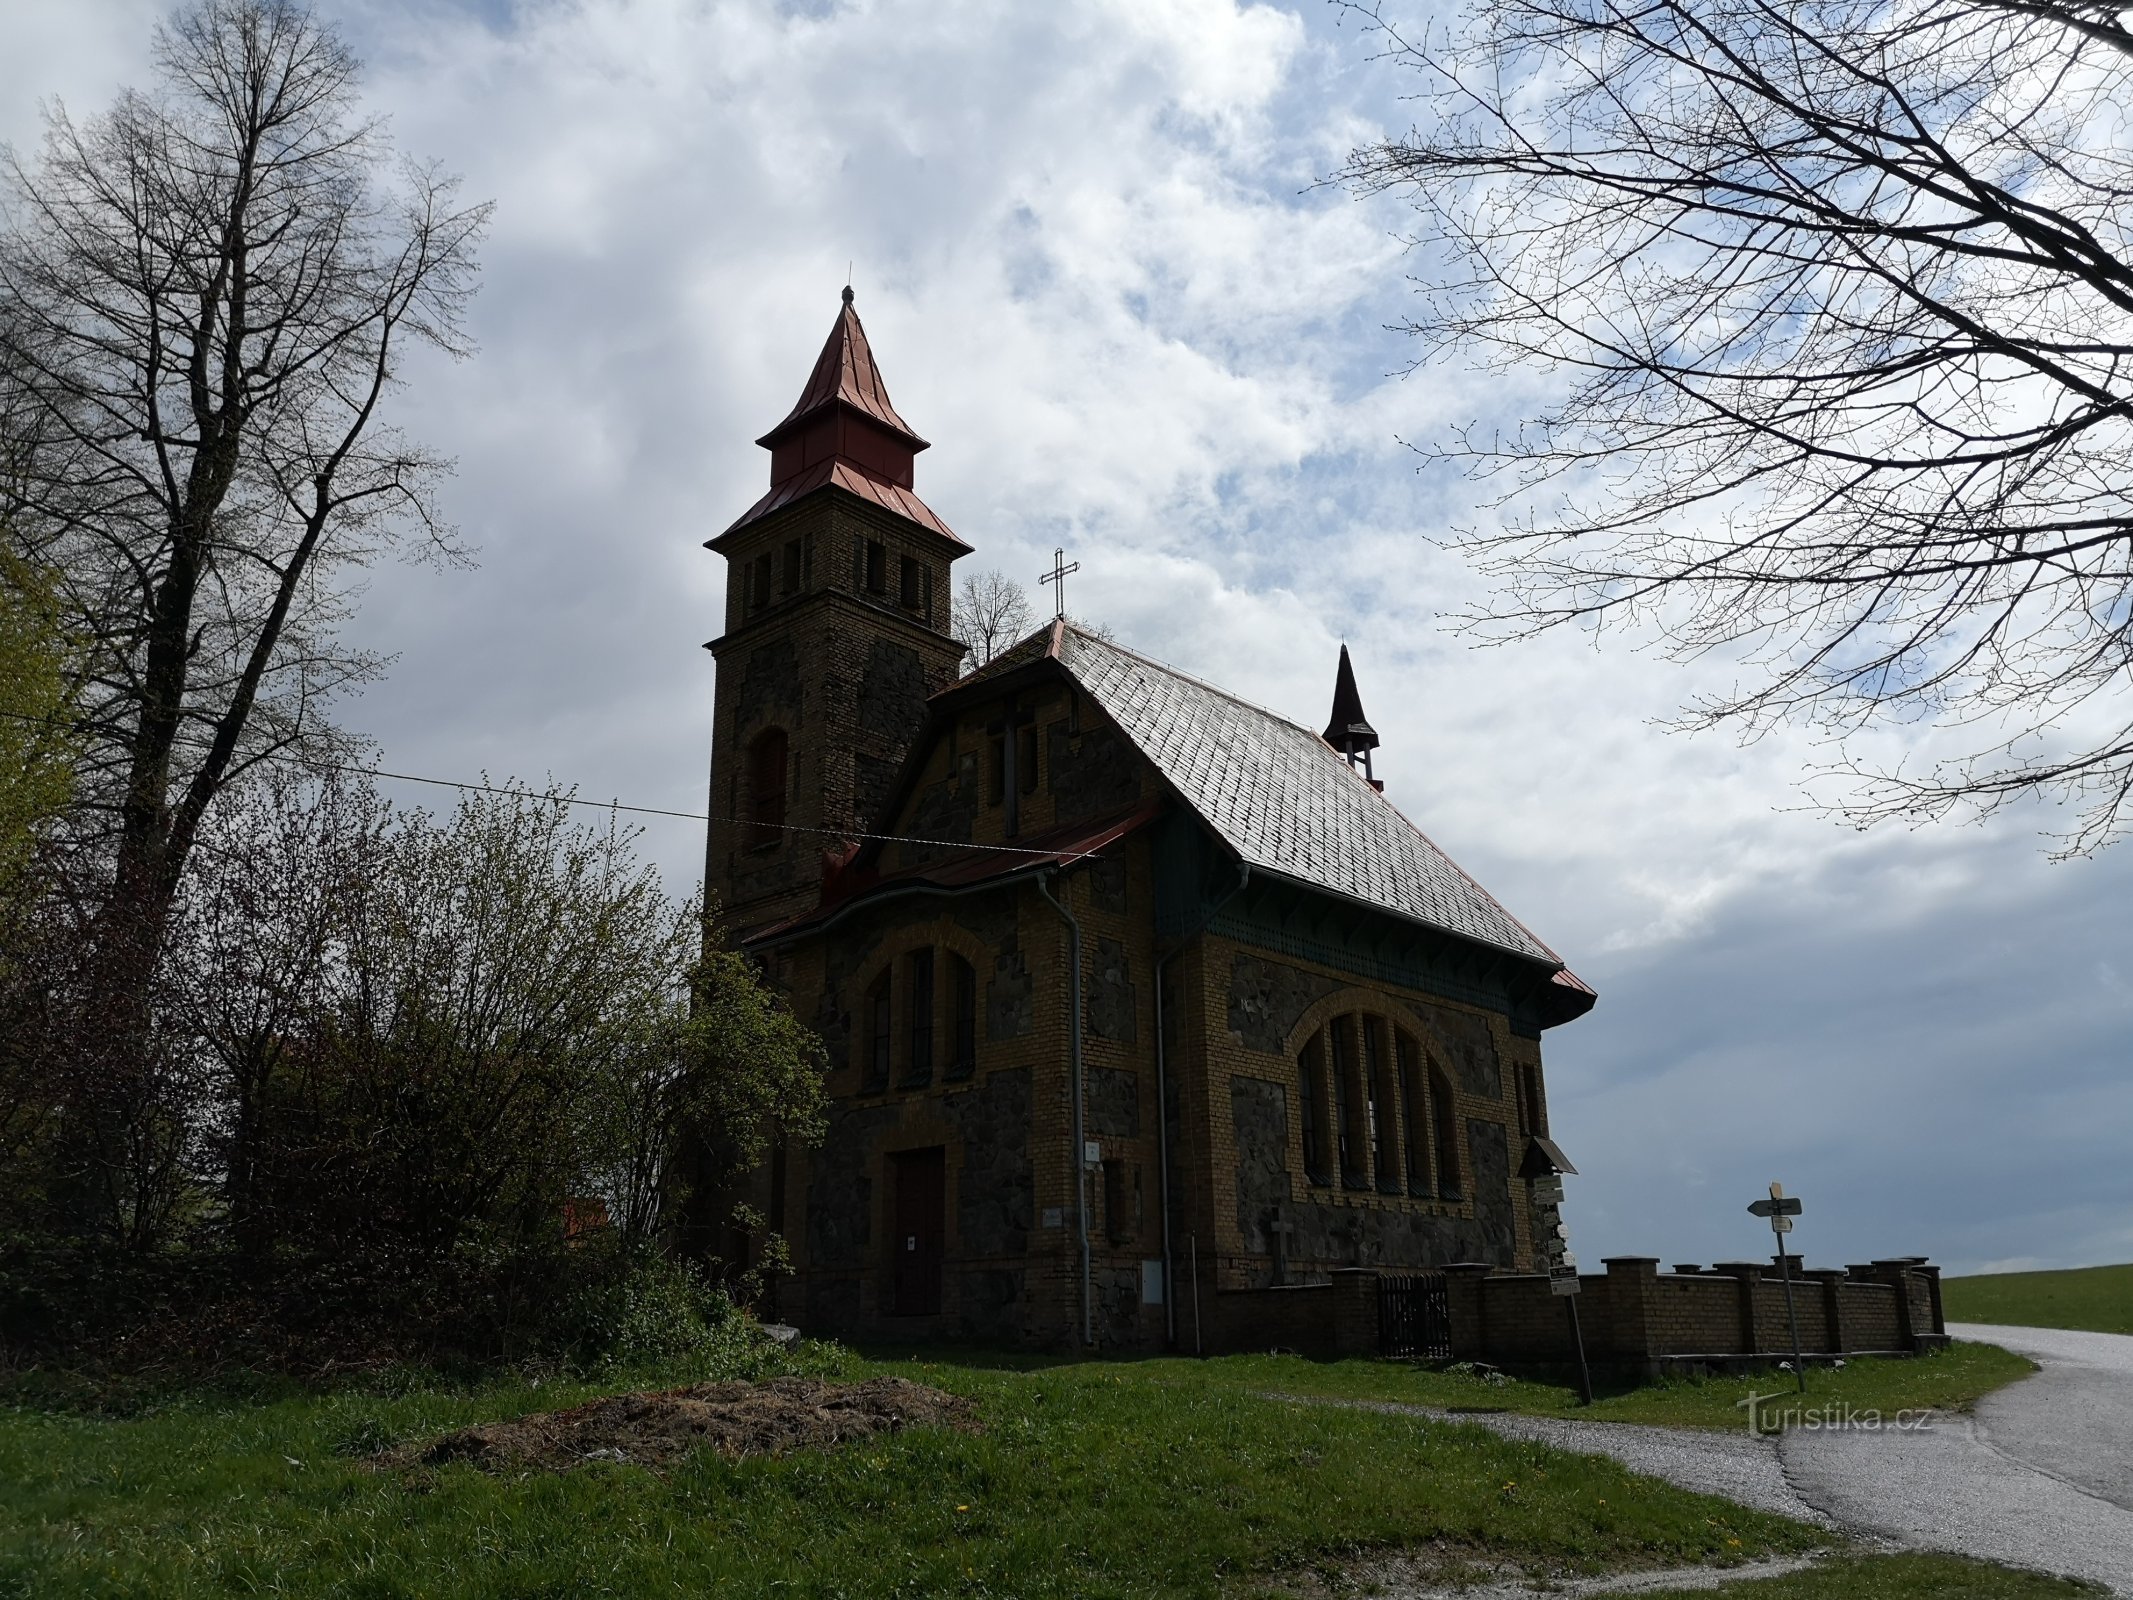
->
left=704, top=289, right=968, bottom=936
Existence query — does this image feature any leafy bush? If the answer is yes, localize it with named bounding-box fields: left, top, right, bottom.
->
left=560, top=1252, right=733, bottom=1368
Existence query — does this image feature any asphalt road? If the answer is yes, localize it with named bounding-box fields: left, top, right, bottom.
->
left=1771, top=1323, right=2133, bottom=1595
left=1948, top=1321, right=2133, bottom=1511
left=1285, top=1326, right=2133, bottom=1594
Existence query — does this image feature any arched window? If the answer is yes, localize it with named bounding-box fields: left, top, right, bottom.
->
left=1296, top=1007, right=1484, bottom=1202
left=948, top=953, right=978, bottom=1080
left=1430, top=1065, right=1462, bottom=1199
left=748, top=728, right=788, bottom=849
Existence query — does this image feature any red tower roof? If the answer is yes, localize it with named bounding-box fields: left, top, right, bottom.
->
left=715, top=287, right=966, bottom=550
left=758, top=285, right=928, bottom=451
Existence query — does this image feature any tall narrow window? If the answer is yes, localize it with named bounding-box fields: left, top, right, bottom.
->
left=1430, top=1066, right=1461, bottom=1199
left=1519, top=1061, right=1544, bottom=1137
left=751, top=551, right=772, bottom=610
left=1298, top=1032, right=1330, bottom=1185
left=865, top=972, right=893, bottom=1092
left=948, top=953, right=977, bottom=1079
left=1364, top=1017, right=1398, bottom=1193
left=1102, top=1159, right=1132, bottom=1244
left=781, top=539, right=802, bottom=594
left=987, top=732, right=1006, bottom=804
left=1017, top=723, right=1040, bottom=794
left=1397, top=1031, right=1428, bottom=1196
left=1330, top=1016, right=1362, bottom=1187
left=747, top=729, right=787, bottom=849
left=905, top=947, right=935, bottom=1083
left=900, top=554, right=923, bottom=610
left=865, top=539, right=887, bottom=593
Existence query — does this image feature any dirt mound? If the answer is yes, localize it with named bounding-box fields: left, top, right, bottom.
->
left=401, top=1375, right=977, bottom=1473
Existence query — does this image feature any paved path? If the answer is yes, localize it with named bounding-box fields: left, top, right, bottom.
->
left=1949, top=1322, right=2133, bottom=1510
left=1278, top=1327, right=2133, bottom=1594
left=1772, top=1323, right=2133, bottom=1595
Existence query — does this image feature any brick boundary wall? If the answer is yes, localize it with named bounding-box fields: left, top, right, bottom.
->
left=1440, top=1255, right=1947, bottom=1375
left=1192, top=1256, right=1947, bottom=1373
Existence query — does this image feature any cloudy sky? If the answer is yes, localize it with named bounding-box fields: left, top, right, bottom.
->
left=6, top=0, right=2128, bottom=1277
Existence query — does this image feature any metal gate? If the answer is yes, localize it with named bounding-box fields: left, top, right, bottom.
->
left=1378, top=1271, right=1451, bottom=1360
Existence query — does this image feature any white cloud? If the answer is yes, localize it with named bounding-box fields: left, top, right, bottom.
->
left=5, top=0, right=2127, bottom=1278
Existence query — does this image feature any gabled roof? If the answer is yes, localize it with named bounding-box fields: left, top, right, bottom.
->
left=759, top=286, right=927, bottom=450
left=1047, top=623, right=1563, bottom=967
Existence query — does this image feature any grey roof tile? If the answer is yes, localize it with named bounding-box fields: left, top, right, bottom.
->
left=1056, top=625, right=1561, bottom=967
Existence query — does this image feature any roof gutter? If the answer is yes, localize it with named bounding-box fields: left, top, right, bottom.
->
left=1232, top=862, right=1567, bottom=975
left=738, top=863, right=1059, bottom=955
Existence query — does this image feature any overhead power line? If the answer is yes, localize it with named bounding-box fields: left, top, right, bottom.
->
left=0, top=706, right=1101, bottom=862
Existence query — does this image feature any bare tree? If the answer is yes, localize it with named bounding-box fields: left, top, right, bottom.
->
left=1341, top=1, right=2133, bottom=854
left=0, top=0, right=490, bottom=943
left=951, top=567, right=1037, bottom=670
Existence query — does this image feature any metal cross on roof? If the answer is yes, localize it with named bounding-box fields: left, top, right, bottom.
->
left=1039, top=546, right=1080, bottom=620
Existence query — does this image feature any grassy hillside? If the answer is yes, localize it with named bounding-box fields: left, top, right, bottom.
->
left=2, top=1352, right=1813, bottom=1599
left=1942, top=1262, right=2133, bottom=1336
left=0, top=1345, right=2077, bottom=1600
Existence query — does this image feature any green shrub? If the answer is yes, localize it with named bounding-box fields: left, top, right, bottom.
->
left=559, top=1252, right=729, bottom=1367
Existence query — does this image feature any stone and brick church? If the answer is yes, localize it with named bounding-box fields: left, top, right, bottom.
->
left=703, top=289, right=1595, bottom=1352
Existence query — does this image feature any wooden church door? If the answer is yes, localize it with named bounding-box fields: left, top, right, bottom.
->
left=889, top=1148, right=945, bottom=1316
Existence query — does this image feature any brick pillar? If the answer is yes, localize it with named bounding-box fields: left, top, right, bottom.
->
left=1869, top=1260, right=1918, bottom=1349
left=1912, top=1261, right=1945, bottom=1337
left=1443, top=1262, right=1493, bottom=1360
left=1803, top=1269, right=1847, bottom=1353
left=1602, top=1257, right=1659, bottom=1366
left=1714, top=1262, right=1765, bottom=1354
left=1330, top=1268, right=1379, bottom=1357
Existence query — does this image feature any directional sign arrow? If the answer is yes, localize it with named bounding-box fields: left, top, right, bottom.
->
left=1747, top=1197, right=1803, bottom=1218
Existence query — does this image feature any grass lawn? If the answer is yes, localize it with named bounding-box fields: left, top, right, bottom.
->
left=1942, top=1262, right=2133, bottom=1336
left=1130, top=1338, right=2034, bottom=1433
left=0, top=1344, right=2076, bottom=1600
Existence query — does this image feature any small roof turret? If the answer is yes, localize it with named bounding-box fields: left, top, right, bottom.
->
left=1322, top=643, right=1380, bottom=758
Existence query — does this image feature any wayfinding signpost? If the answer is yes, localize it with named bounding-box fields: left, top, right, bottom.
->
left=1530, top=1164, right=1594, bottom=1405
left=1549, top=1258, right=1594, bottom=1406
left=1748, top=1183, right=1807, bottom=1393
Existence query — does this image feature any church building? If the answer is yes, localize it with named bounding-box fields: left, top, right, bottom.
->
left=704, top=290, right=1595, bottom=1351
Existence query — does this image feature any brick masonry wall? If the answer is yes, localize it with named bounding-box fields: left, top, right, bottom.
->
left=1444, top=1257, right=1943, bottom=1368
left=707, top=489, right=967, bottom=934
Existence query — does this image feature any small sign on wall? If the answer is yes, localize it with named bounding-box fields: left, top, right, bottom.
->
left=1142, top=1260, right=1164, bottom=1306
left=1041, top=1206, right=1064, bottom=1229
